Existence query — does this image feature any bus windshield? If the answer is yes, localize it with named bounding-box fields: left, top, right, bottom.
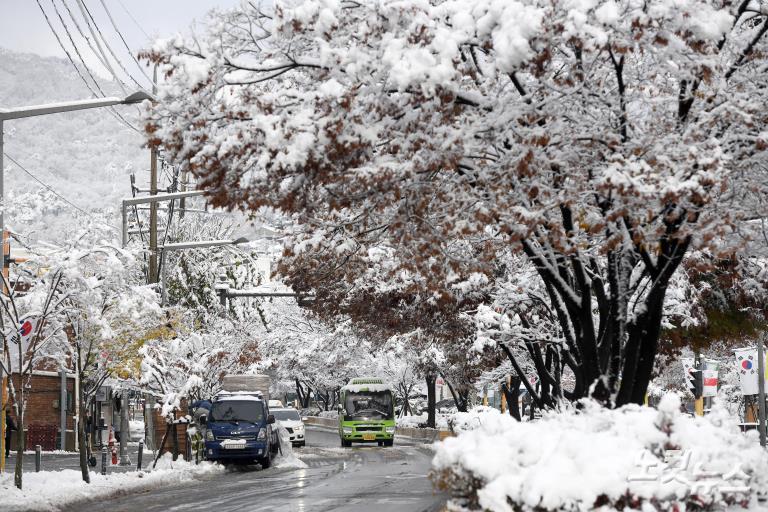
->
left=344, top=391, right=393, bottom=420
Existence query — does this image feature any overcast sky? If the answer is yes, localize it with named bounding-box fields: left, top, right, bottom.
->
left=0, top=0, right=242, bottom=82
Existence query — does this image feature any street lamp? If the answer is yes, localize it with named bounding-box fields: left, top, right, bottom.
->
left=0, top=90, right=154, bottom=472
left=159, top=237, right=250, bottom=305
left=0, top=90, right=155, bottom=257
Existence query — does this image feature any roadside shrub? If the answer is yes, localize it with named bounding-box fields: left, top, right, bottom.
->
left=431, top=396, right=767, bottom=511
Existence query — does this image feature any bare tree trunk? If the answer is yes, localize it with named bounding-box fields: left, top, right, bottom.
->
left=445, top=379, right=469, bottom=413
left=14, top=407, right=23, bottom=489
left=399, top=384, right=412, bottom=417
left=152, top=427, right=170, bottom=469
left=77, top=384, right=90, bottom=483
left=425, top=374, right=436, bottom=429
left=502, top=376, right=522, bottom=421
left=295, top=379, right=312, bottom=409
left=171, top=422, right=179, bottom=461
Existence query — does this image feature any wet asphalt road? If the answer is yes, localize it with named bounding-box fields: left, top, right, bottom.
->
left=67, top=426, right=445, bottom=512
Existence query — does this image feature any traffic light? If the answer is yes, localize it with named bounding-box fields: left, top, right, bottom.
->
left=687, top=368, right=703, bottom=399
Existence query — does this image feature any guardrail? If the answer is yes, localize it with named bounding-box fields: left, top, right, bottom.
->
left=303, top=417, right=453, bottom=442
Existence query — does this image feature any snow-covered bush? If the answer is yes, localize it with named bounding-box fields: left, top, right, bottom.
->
left=432, top=396, right=768, bottom=511
left=397, top=413, right=450, bottom=430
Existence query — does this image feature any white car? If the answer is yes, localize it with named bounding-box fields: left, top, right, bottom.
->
left=268, top=399, right=284, bottom=408
left=272, top=408, right=306, bottom=447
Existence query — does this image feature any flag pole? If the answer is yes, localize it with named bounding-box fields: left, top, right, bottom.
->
left=758, top=338, right=766, bottom=447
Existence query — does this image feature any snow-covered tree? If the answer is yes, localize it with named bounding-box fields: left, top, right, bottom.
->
left=0, top=270, right=62, bottom=490
left=14, top=225, right=163, bottom=484
left=144, top=0, right=768, bottom=408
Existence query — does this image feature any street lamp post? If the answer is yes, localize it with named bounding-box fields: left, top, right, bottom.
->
left=0, top=90, right=153, bottom=473
left=0, top=91, right=154, bottom=257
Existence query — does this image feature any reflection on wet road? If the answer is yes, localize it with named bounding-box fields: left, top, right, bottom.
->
left=69, top=426, right=445, bottom=512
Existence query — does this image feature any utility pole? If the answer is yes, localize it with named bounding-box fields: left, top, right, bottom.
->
left=179, top=167, right=188, bottom=219
left=119, top=389, right=131, bottom=465
left=60, top=369, right=67, bottom=451
left=148, top=65, right=159, bottom=284
left=758, top=339, right=766, bottom=447
left=0, top=229, right=6, bottom=471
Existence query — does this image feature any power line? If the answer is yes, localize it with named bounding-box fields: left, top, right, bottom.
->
left=58, top=0, right=111, bottom=77
left=3, top=152, right=119, bottom=232
left=46, top=0, right=107, bottom=96
left=114, top=0, right=150, bottom=41
left=98, top=0, right=155, bottom=87
left=73, top=0, right=128, bottom=94
left=36, top=0, right=142, bottom=134
left=37, top=0, right=102, bottom=96
left=4, top=152, right=98, bottom=219
left=78, top=0, right=147, bottom=91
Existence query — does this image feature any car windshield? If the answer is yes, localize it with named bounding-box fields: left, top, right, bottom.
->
left=209, top=400, right=264, bottom=423
left=345, top=391, right=393, bottom=420
left=272, top=409, right=301, bottom=421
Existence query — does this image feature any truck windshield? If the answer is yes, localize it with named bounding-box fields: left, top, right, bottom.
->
left=273, top=409, right=301, bottom=421
left=210, top=401, right=264, bottom=423
left=345, top=391, right=393, bottom=420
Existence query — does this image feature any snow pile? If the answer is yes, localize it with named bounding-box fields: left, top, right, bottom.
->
left=129, top=419, right=145, bottom=441
left=274, top=425, right=308, bottom=469
left=446, top=406, right=502, bottom=434
left=432, top=396, right=768, bottom=512
left=1, top=454, right=223, bottom=512
left=397, top=414, right=450, bottom=430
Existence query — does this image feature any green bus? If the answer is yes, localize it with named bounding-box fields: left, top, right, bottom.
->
left=338, top=378, right=395, bottom=447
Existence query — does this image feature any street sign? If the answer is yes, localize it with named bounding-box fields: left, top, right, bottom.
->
left=95, top=386, right=111, bottom=403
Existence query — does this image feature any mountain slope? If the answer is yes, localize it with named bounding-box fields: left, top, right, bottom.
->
left=0, top=47, right=147, bottom=240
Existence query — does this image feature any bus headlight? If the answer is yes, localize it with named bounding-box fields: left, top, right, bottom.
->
left=385, top=426, right=396, bottom=434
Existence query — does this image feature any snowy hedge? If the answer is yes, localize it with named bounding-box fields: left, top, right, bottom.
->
left=432, top=396, right=768, bottom=511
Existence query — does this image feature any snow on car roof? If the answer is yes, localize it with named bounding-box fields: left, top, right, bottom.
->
left=214, top=392, right=264, bottom=401
left=342, top=383, right=392, bottom=393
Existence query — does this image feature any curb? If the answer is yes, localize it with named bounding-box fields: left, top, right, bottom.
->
left=304, top=417, right=453, bottom=443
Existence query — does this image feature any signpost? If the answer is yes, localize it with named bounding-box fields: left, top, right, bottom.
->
left=757, top=337, right=765, bottom=446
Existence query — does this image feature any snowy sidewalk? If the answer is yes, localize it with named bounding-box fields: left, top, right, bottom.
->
left=1, top=453, right=224, bottom=512
left=4, top=444, right=145, bottom=473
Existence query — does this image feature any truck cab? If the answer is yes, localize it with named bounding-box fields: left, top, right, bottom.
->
left=199, top=392, right=279, bottom=467
left=338, top=378, right=396, bottom=447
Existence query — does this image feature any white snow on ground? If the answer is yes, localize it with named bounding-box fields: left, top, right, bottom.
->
left=397, top=413, right=450, bottom=430
left=274, top=426, right=308, bottom=469
left=1, top=454, right=224, bottom=512
left=433, top=396, right=768, bottom=512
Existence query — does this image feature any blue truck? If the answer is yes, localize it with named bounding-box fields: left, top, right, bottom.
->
left=195, top=375, right=280, bottom=467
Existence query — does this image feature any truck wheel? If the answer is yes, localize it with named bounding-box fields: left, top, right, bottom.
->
left=260, top=448, right=272, bottom=469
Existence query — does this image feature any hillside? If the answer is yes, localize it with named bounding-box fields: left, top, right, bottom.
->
left=0, top=47, right=147, bottom=241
